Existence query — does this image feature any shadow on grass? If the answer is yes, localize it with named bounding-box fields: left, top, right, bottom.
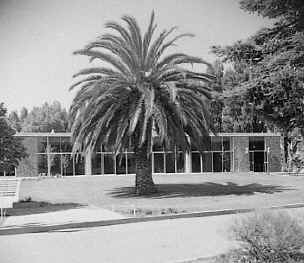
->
left=7, top=201, right=84, bottom=217
left=108, top=182, right=291, bottom=198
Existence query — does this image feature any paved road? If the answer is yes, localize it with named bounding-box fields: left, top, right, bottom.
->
left=3, top=207, right=303, bottom=263
left=0, top=214, right=239, bottom=263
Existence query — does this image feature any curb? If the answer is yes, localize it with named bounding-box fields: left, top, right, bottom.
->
left=1, top=203, right=304, bottom=236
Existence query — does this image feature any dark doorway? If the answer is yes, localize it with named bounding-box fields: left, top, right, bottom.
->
left=249, top=137, right=266, bottom=172
left=250, top=152, right=265, bottom=172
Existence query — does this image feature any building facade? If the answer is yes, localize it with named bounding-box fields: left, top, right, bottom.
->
left=2, top=132, right=283, bottom=177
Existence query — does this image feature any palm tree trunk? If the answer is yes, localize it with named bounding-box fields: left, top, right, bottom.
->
left=134, top=145, right=157, bottom=195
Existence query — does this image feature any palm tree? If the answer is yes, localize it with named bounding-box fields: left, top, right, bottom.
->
left=70, top=12, right=215, bottom=195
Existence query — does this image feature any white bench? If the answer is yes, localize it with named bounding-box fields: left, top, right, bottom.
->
left=0, top=179, right=21, bottom=219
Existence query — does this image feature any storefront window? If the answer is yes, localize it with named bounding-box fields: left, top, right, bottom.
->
left=74, top=156, right=85, bottom=175
left=127, top=153, right=136, bottom=174
left=165, top=152, right=175, bottom=173
left=202, top=152, right=212, bottom=172
left=153, top=153, right=164, bottom=173
left=37, top=137, right=48, bottom=153
left=176, top=152, right=185, bottom=173
left=50, top=154, right=61, bottom=175
left=61, top=137, right=73, bottom=153
left=223, top=152, right=231, bottom=172
left=104, top=154, right=115, bottom=174
left=92, top=153, right=102, bottom=175
left=37, top=154, right=48, bottom=175
left=49, top=137, right=61, bottom=153
left=62, top=154, right=74, bottom=176
left=213, top=152, right=223, bottom=172
left=191, top=152, right=201, bottom=173
left=116, top=154, right=127, bottom=174
left=223, top=137, right=230, bottom=151
left=211, top=136, right=222, bottom=151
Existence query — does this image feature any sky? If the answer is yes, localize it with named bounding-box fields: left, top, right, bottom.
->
left=0, top=0, right=272, bottom=113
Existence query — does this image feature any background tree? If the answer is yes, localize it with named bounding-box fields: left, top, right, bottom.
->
left=0, top=103, right=27, bottom=175
left=8, top=111, right=21, bottom=132
left=211, top=0, right=304, bottom=169
left=208, top=60, right=225, bottom=132
left=19, top=107, right=28, bottom=122
left=20, top=101, right=69, bottom=132
left=70, top=12, right=215, bottom=195
left=208, top=59, right=267, bottom=133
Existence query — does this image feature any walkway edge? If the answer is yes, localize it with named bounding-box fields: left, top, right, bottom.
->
left=1, top=203, right=304, bottom=236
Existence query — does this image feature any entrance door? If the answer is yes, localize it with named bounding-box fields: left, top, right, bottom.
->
left=249, top=137, right=266, bottom=172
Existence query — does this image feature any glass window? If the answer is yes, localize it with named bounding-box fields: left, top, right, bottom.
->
left=223, top=152, right=231, bottom=172
left=153, top=153, right=164, bottom=173
left=50, top=154, right=61, bottom=176
left=37, top=154, right=48, bottom=175
left=49, top=137, right=61, bottom=153
left=74, top=156, right=85, bottom=175
left=104, top=154, right=115, bottom=174
left=191, top=141, right=198, bottom=151
left=223, top=137, right=230, bottom=151
left=201, top=136, right=211, bottom=151
left=116, top=154, right=127, bottom=174
left=211, top=136, right=222, bottom=151
left=92, top=153, right=102, bottom=175
left=103, top=145, right=114, bottom=153
left=191, top=152, right=201, bottom=173
left=62, top=154, right=74, bottom=176
left=61, top=137, right=72, bottom=153
left=202, top=152, right=212, bottom=172
left=153, top=139, right=164, bottom=152
left=127, top=153, right=136, bottom=174
left=37, top=137, right=48, bottom=153
left=213, top=152, right=223, bottom=172
left=191, top=136, right=211, bottom=151
left=176, top=152, right=185, bottom=173
left=165, top=153, right=175, bottom=173
left=249, top=152, right=254, bottom=171
left=93, top=144, right=102, bottom=153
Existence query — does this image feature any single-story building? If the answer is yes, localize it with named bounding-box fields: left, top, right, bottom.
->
left=2, top=132, right=283, bottom=177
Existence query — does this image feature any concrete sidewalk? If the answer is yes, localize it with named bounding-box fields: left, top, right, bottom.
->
left=1, top=207, right=304, bottom=262
left=0, top=213, right=238, bottom=263
left=1, top=206, right=125, bottom=229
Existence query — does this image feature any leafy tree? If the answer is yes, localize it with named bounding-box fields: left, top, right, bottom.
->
left=70, top=12, right=215, bottom=195
left=208, top=60, right=267, bottom=133
left=21, top=101, right=69, bottom=132
left=208, top=60, right=225, bottom=132
left=0, top=103, right=27, bottom=175
left=8, top=111, right=21, bottom=132
left=212, top=0, right=304, bottom=167
left=19, top=107, right=28, bottom=121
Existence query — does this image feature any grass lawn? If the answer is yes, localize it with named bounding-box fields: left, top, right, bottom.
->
left=17, top=173, right=304, bottom=216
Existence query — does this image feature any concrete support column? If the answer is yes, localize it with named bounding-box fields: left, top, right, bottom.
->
left=233, top=136, right=250, bottom=172
left=16, top=137, right=39, bottom=177
left=85, top=149, right=92, bottom=176
left=265, top=136, right=282, bottom=172
left=185, top=151, right=191, bottom=173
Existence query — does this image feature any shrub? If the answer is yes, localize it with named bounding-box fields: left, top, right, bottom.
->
left=229, top=211, right=304, bottom=263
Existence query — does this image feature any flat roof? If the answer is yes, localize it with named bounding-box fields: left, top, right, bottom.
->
left=15, top=132, right=281, bottom=137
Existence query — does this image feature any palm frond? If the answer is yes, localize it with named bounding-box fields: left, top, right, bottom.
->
left=70, top=12, right=215, bottom=155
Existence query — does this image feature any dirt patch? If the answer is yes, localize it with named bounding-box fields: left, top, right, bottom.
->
left=7, top=200, right=83, bottom=216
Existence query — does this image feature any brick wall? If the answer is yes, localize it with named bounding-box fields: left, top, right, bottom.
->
left=16, top=137, right=39, bottom=177
left=265, top=136, right=282, bottom=172
left=233, top=136, right=250, bottom=172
